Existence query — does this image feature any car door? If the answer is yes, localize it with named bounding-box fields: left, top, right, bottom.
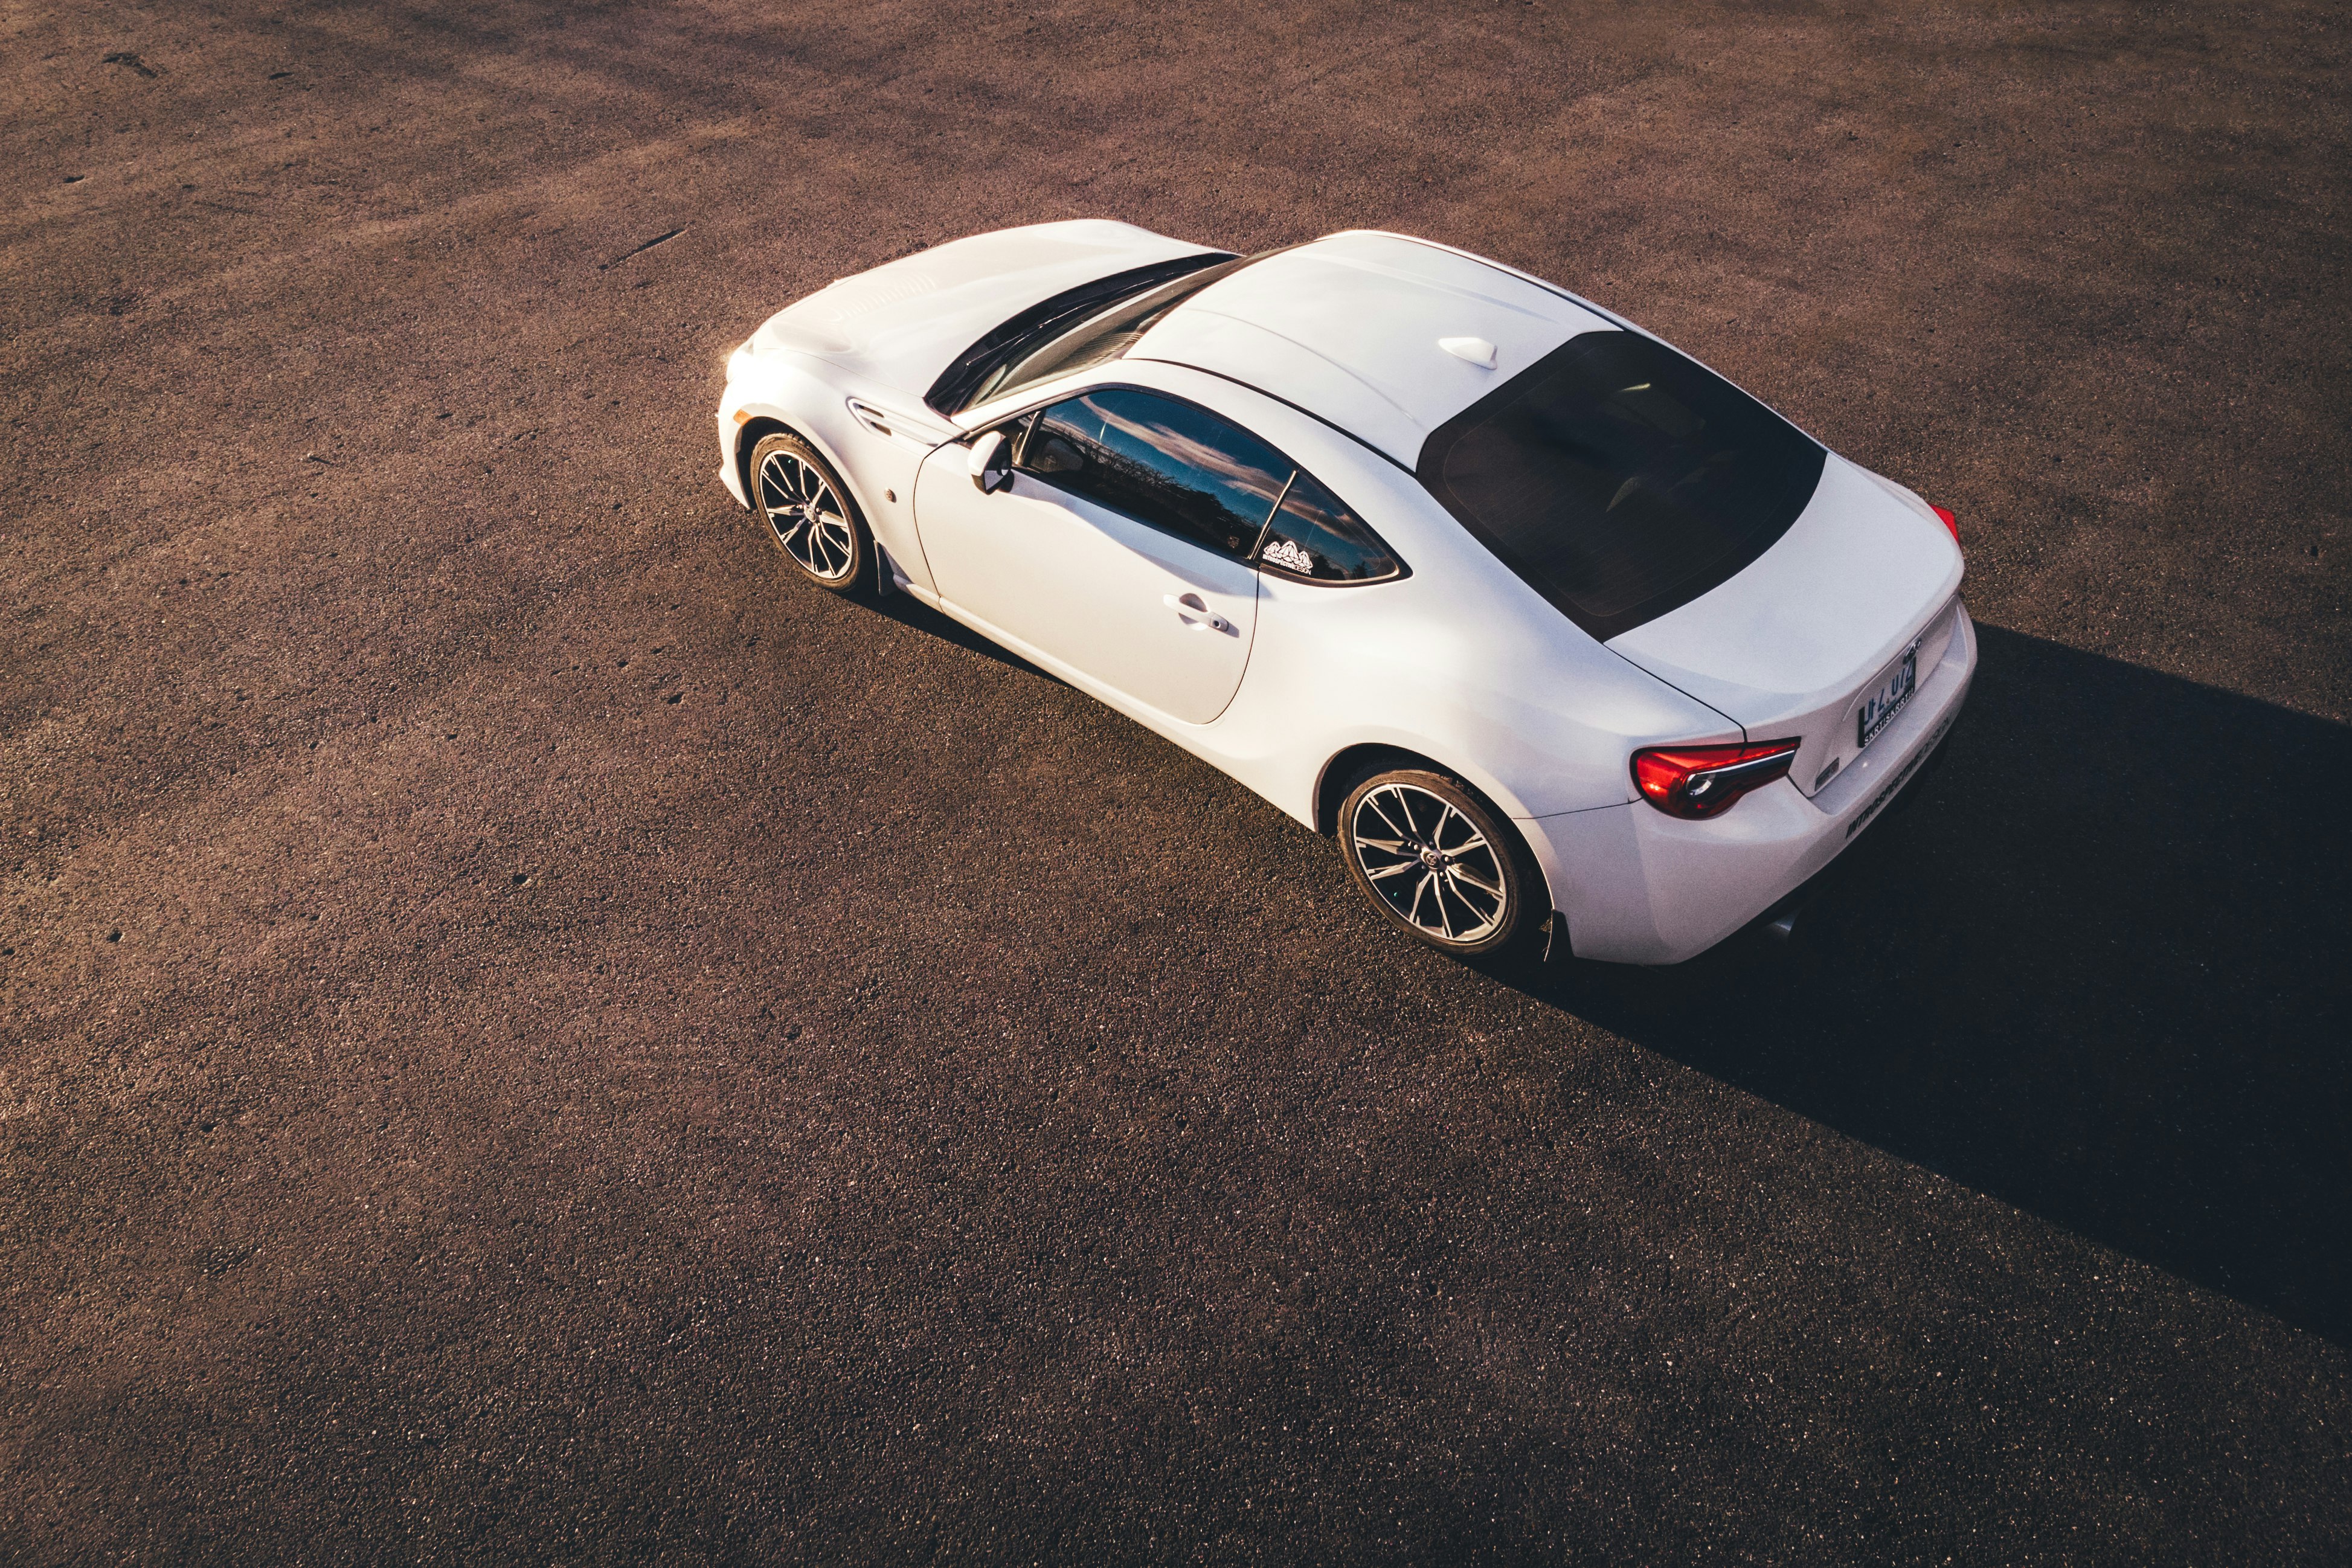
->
left=912, top=387, right=1288, bottom=725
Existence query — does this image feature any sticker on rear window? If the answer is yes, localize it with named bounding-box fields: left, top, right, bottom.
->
left=1262, top=538, right=1315, bottom=575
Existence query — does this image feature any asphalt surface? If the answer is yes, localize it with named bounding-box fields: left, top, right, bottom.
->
left=5, top=2, right=2350, bottom=1561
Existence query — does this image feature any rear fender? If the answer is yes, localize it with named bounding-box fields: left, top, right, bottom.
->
left=1309, top=736, right=1560, bottom=919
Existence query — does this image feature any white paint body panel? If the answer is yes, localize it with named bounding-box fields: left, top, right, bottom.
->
left=749, top=219, right=1219, bottom=401
left=1529, top=606, right=1974, bottom=962
left=1129, top=231, right=1611, bottom=464
left=1607, top=454, right=1967, bottom=794
left=911, top=455, right=1260, bottom=726
left=718, top=351, right=950, bottom=598
left=716, top=227, right=1980, bottom=964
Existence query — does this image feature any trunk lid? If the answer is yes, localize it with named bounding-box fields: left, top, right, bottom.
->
left=750, top=220, right=1216, bottom=405
left=1605, top=455, right=1965, bottom=795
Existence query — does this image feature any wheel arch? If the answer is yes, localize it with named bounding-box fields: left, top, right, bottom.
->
left=732, top=415, right=795, bottom=507
left=1315, top=743, right=1432, bottom=837
left=727, top=355, right=875, bottom=518
left=1313, top=742, right=1560, bottom=919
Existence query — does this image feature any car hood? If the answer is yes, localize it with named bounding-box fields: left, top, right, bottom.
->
left=1604, top=454, right=1965, bottom=795
left=748, top=220, right=1219, bottom=408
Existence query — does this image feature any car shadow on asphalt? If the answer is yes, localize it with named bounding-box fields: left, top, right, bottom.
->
left=865, top=583, right=1068, bottom=684
left=1509, top=625, right=2352, bottom=1343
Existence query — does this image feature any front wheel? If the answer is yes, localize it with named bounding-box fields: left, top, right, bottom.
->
left=1338, top=768, right=1540, bottom=957
left=749, top=431, right=872, bottom=594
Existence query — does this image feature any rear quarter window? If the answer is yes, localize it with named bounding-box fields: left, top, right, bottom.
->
left=1256, top=471, right=1400, bottom=583
left=1416, top=330, right=1825, bottom=641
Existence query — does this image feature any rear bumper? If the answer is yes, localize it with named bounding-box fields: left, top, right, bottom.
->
left=1526, top=602, right=1978, bottom=964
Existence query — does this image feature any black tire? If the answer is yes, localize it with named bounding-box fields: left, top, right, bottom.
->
left=747, top=430, right=872, bottom=595
left=1338, top=766, right=1543, bottom=957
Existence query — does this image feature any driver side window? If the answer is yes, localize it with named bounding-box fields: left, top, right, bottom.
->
left=1015, top=388, right=1292, bottom=560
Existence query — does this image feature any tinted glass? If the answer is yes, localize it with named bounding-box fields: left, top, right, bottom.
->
left=1418, top=331, right=1826, bottom=641
left=977, top=258, right=1254, bottom=410
left=1255, top=471, right=1399, bottom=582
left=1020, top=389, right=1291, bottom=557
left=926, top=252, right=1236, bottom=416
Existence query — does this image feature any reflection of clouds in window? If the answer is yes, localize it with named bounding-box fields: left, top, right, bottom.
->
left=1025, top=387, right=1393, bottom=565
left=1279, top=483, right=1345, bottom=533
left=1262, top=471, right=1399, bottom=582
left=1084, top=396, right=1288, bottom=509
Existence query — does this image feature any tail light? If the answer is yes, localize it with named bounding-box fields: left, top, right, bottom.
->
left=1633, top=739, right=1801, bottom=820
left=1932, top=505, right=1959, bottom=544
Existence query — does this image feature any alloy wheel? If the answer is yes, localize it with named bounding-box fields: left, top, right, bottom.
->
left=757, top=449, right=856, bottom=581
left=1348, top=782, right=1511, bottom=945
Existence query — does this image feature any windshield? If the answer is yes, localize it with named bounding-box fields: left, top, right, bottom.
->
left=1416, top=330, right=1825, bottom=641
left=963, top=255, right=1256, bottom=411
left=924, top=252, right=1238, bottom=416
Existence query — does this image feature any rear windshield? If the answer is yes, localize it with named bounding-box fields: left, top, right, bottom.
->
left=1416, top=330, right=1825, bottom=642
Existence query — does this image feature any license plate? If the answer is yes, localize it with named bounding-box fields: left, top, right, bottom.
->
left=1856, top=641, right=1920, bottom=750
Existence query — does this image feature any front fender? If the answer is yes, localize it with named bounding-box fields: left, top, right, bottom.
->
left=718, top=353, right=861, bottom=500
left=717, top=352, right=945, bottom=592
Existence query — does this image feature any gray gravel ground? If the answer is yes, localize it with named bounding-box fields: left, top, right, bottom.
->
left=4, top=1, right=2350, bottom=1561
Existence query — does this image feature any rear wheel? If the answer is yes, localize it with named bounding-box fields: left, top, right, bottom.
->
left=750, top=431, right=871, bottom=594
left=1338, top=768, right=1540, bottom=957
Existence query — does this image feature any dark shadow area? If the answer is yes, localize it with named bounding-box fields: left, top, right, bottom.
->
left=870, top=583, right=1072, bottom=681
left=1525, top=625, right=2352, bottom=1341
left=866, top=583, right=1068, bottom=683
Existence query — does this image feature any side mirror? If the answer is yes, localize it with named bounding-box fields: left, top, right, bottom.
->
left=968, top=429, right=1014, bottom=495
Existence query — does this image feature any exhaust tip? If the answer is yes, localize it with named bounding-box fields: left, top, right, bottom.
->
left=1759, top=909, right=1799, bottom=943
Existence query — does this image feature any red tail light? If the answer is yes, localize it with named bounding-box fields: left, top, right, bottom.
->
left=1932, top=505, right=1959, bottom=544
left=1633, top=739, right=1801, bottom=820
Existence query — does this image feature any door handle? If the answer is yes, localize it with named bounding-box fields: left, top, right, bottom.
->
left=1164, top=593, right=1232, bottom=635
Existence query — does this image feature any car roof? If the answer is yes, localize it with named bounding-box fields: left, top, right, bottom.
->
left=1127, top=231, right=1619, bottom=466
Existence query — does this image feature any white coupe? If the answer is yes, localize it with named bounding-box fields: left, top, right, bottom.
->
left=716, top=222, right=1974, bottom=963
